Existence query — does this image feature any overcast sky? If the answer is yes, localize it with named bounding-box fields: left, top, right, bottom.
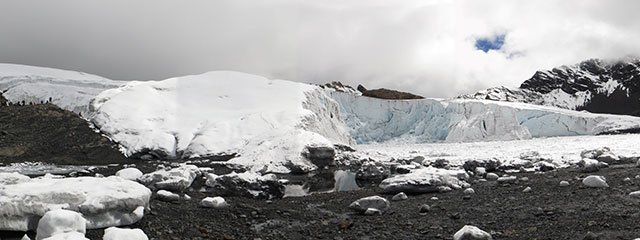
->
left=1, top=0, right=639, bottom=97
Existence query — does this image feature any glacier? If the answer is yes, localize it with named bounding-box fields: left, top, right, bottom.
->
left=89, top=71, right=353, bottom=173
left=2, top=63, right=640, bottom=173
left=330, top=91, right=640, bottom=144
left=0, top=63, right=124, bottom=115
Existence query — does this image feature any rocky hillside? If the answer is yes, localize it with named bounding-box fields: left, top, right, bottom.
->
left=460, top=57, right=640, bottom=116
left=0, top=93, right=128, bottom=166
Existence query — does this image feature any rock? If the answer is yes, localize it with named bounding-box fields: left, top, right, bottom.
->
left=463, top=188, right=475, bottom=194
left=430, top=159, right=450, bottom=169
left=155, top=190, right=187, bottom=202
left=624, top=177, right=632, bottom=182
left=333, top=170, right=359, bottom=192
left=138, top=164, right=200, bottom=192
left=582, top=175, right=609, bottom=188
left=485, top=173, right=499, bottom=181
left=536, top=161, right=556, bottom=172
left=475, top=167, right=487, bottom=177
left=379, top=168, right=467, bottom=194
left=200, top=197, right=229, bottom=208
left=559, top=181, right=570, bottom=187
left=0, top=176, right=150, bottom=231
left=437, top=186, right=453, bottom=192
left=364, top=208, right=382, bottom=215
left=629, top=191, right=640, bottom=199
left=577, top=159, right=608, bottom=173
left=419, top=204, right=431, bottom=214
left=349, top=196, right=390, bottom=214
left=523, top=187, right=532, bottom=193
left=582, top=232, right=602, bottom=240
left=497, top=176, right=517, bottom=183
left=453, top=225, right=493, bottom=240
left=356, top=161, right=390, bottom=181
left=302, top=145, right=335, bottom=168
left=35, top=209, right=87, bottom=240
left=392, top=192, right=408, bottom=201
left=205, top=172, right=285, bottom=199
left=462, top=159, right=501, bottom=173
left=103, top=227, right=149, bottom=240
left=22, top=234, right=31, bottom=240
left=520, top=177, right=529, bottom=182
left=581, top=147, right=620, bottom=164
left=115, top=168, right=143, bottom=181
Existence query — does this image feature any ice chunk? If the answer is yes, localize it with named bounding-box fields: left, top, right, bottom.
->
left=349, top=196, right=390, bottom=214
left=138, top=165, right=200, bottom=192
left=453, top=225, right=493, bottom=240
left=0, top=176, right=151, bottom=231
left=199, top=197, right=229, bottom=208
left=103, top=227, right=149, bottom=240
left=35, top=209, right=86, bottom=240
left=378, top=167, right=467, bottom=194
left=115, top=168, right=143, bottom=181
left=333, top=170, right=359, bottom=192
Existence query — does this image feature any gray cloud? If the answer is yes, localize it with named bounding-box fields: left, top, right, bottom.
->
left=1, top=0, right=639, bottom=97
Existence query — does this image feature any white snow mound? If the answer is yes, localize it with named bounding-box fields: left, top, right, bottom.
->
left=0, top=175, right=151, bottom=231
left=89, top=71, right=352, bottom=173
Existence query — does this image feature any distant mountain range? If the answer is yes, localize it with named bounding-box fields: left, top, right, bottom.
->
left=459, top=57, right=640, bottom=116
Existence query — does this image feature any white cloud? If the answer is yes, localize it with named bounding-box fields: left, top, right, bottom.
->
left=0, top=0, right=638, bottom=97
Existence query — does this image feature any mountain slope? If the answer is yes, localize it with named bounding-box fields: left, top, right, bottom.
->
left=460, top=57, right=640, bottom=116
left=0, top=63, right=125, bottom=115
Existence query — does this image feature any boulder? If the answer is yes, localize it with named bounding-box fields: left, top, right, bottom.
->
left=356, top=161, right=390, bottom=181
left=485, top=173, right=499, bottom=181
left=0, top=176, right=150, bottom=231
left=103, top=227, right=149, bottom=240
left=41, top=232, right=88, bottom=240
left=462, top=159, right=501, bottom=173
left=463, top=188, right=475, bottom=194
left=391, top=192, right=408, bottom=201
left=138, top=165, right=200, bottom=192
left=582, top=176, right=609, bottom=188
left=559, top=181, right=570, bottom=187
left=35, top=209, right=86, bottom=240
left=115, top=168, right=143, bottom=181
left=629, top=191, right=640, bottom=199
left=349, top=196, right=390, bottom=214
left=453, top=225, right=493, bottom=240
left=497, top=176, right=517, bottom=184
left=577, top=159, right=608, bottom=173
left=302, top=146, right=335, bottom=168
left=155, top=190, right=188, bottom=202
left=379, top=168, right=467, bottom=194
left=581, top=147, right=620, bottom=164
left=205, top=172, right=285, bottom=199
left=200, top=197, right=229, bottom=208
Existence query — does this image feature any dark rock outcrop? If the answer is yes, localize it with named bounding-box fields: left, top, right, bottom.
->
left=357, top=84, right=424, bottom=100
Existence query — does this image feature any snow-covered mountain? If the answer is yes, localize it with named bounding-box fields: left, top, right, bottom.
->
left=89, top=71, right=353, bottom=173
left=0, top=63, right=125, bottom=115
left=3, top=63, right=640, bottom=173
left=460, top=57, right=640, bottom=116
